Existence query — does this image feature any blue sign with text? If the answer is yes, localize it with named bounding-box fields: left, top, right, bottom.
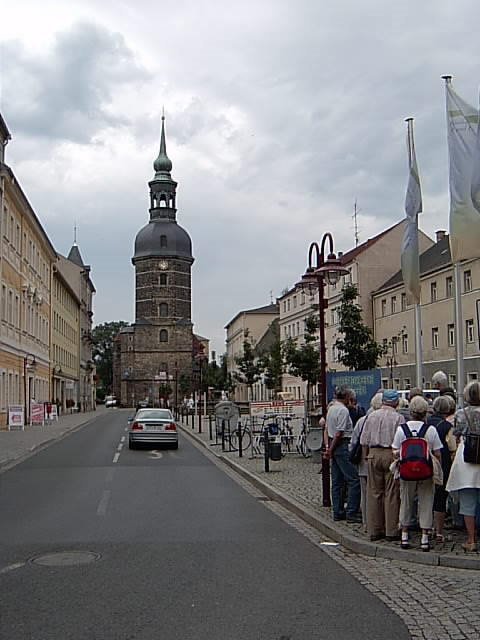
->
left=327, top=370, right=382, bottom=411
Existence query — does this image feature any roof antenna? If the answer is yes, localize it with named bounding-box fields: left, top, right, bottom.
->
left=353, top=199, right=360, bottom=247
left=270, top=290, right=273, bottom=304
left=73, top=221, right=78, bottom=246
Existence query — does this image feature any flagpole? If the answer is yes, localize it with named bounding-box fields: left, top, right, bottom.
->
left=405, top=117, right=423, bottom=389
left=443, top=75, right=465, bottom=404
left=414, top=303, right=423, bottom=388
left=454, top=262, right=465, bottom=405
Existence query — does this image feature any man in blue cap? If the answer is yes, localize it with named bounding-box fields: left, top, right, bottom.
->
left=360, top=389, right=403, bottom=540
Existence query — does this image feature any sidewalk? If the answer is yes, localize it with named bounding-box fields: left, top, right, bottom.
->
left=179, top=415, right=480, bottom=571
left=0, top=407, right=103, bottom=472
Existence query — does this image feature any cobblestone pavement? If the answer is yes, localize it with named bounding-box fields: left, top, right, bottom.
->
left=181, top=418, right=480, bottom=640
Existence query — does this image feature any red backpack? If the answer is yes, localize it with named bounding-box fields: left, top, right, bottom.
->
left=399, top=423, right=433, bottom=481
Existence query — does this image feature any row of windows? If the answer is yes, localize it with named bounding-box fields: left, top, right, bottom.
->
left=382, top=373, right=479, bottom=390
left=2, top=206, right=50, bottom=282
left=282, top=293, right=307, bottom=313
left=0, top=372, right=49, bottom=411
left=53, top=311, right=77, bottom=343
left=54, top=279, right=78, bottom=315
left=283, top=321, right=303, bottom=339
left=1, top=284, right=49, bottom=343
left=53, top=344, right=77, bottom=371
left=431, top=320, right=475, bottom=348
left=380, top=271, right=473, bottom=317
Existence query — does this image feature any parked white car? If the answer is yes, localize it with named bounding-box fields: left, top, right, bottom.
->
left=105, top=395, right=117, bottom=408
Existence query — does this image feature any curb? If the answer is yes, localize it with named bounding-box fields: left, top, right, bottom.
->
left=0, top=414, right=99, bottom=474
left=179, top=423, right=480, bottom=571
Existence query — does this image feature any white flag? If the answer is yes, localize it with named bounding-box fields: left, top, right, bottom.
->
left=401, top=118, right=422, bottom=304
left=445, top=81, right=480, bottom=263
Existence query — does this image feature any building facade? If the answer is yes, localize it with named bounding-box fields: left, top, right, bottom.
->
left=278, top=221, right=433, bottom=401
left=373, top=231, right=480, bottom=390
left=0, top=115, right=58, bottom=425
left=225, top=303, right=279, bottom=402
left=113, top=117, right=195, bottom=408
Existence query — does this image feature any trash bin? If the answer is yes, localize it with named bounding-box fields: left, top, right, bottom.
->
left=269, top=437, right=282, bottom=461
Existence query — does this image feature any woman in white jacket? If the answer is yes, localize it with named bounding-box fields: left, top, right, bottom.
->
left=446, top=381, right=480, bottom=553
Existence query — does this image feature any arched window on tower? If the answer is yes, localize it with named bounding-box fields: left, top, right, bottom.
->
left=159, top=274, right=167, bottom=285
left=160, top=235, right=167, bottom=248
left=159, top=303, right=168, bottom=317
left=159, top=329, right=168, bottom=343
left=160, top=194, right=167, bottom=207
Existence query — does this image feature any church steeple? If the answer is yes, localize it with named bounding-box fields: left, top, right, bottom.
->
left=153, top=114, right=173, bottom=176
left=148, top=114, right=177, bottom=220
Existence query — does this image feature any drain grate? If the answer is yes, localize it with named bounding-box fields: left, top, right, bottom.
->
left=30, top=551, right=101, bottom=567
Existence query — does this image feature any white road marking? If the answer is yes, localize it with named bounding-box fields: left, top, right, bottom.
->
left=149, top=451, right=163, bottom=459
left=97, top=490, right=111, bottom=516
left=320, top=542, right=339, bottom=547
left=113, top=452, right=120, bottom=464
left=117, top=442, right=123, bottom=451
left=0, top=562, right=25, bottom=575
left=120, top=436, right=126, bottom=443
left=124, top=427, right=128, bottom=432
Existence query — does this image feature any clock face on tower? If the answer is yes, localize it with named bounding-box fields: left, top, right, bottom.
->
left=159, top=260, right=168, bottom=270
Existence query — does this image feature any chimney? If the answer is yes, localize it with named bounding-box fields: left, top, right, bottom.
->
left=338, top=251, right=343, bottom=258
left=436, top=230, right=447, bottom=243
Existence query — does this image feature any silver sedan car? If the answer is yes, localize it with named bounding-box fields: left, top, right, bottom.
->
left=128, top=408, right=178, bottom=449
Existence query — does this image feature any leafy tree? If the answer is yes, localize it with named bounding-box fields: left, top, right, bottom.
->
left=258, top=324, right=284, bottom=394
left=178, top=373, right=191, bottom=397
left=334, top=283, right=385, bottom=370
left=235, top=330, right=262, bottom=400
left=92, top=321, right=129, bottom=394
left=283, top=314, right=321, bottom=412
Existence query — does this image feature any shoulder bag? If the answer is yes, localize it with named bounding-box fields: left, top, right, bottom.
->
left=349, top=417, right=368, bottom=465
left=463, top=409, right=480, bottom=464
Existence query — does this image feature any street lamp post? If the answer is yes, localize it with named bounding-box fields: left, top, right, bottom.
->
left=296, top=232, right=348, bottom=508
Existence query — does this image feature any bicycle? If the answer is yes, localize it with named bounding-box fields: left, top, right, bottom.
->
left=288, top=419, right=310, bottom=457
left=228, top=420, right=252, bottom=452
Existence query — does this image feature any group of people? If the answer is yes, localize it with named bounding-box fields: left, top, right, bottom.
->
left=325, top=371, right=480, bottom=552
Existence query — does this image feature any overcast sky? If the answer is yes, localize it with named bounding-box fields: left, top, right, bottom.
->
left=1, top=1, right=479, bottom=357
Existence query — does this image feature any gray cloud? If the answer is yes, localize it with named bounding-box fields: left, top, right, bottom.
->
left=2, top=22, right=151, bottom=143
left=2, top=1, right=480, bottom=357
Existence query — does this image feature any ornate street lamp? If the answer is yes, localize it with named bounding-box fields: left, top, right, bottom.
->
left=296, top=232, right=348, bottom=508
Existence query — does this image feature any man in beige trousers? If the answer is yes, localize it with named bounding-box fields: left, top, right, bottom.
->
left=360, top=389, right=403, bottom=541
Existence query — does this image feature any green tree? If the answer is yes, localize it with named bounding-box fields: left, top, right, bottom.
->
left=283, top=314, right=321, bottom=413
left=235, top=330, right=262, bottom=400
left=258, top=323, right=284, bottom=394
left=334, top=283, right=385, bottom=370
left=92, top=321, right=129, bottom=394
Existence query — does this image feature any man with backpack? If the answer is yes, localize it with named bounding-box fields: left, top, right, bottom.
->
left=392, top=396, right=443, bottom=551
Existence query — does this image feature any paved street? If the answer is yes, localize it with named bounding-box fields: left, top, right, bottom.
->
left=179, top=414, right=480, bottom=640
left=0, top=409, right=409, bottom=640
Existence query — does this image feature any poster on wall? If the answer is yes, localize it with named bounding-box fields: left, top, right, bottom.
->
left=8, top=405, right=24, bottom=431
left=30, top=402, right=45, bottom=426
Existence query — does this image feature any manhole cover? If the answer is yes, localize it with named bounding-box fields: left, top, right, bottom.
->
left=31, top=551, right=101, bottom=567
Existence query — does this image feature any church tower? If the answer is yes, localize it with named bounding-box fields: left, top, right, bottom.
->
left=119, top=116, right=194, bottom=406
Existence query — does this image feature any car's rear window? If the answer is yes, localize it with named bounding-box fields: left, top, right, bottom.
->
left=136, top=410, right=173, bottom=420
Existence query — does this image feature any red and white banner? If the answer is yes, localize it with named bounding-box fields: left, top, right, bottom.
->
left=30, top=403, right=45, bottom=426
left=250, top=400, right=305, bottom=418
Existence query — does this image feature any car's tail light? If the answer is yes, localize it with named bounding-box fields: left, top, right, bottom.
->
left=131, top=421, right=143, bottom=430
left=165, top=422, right=177, bottom=431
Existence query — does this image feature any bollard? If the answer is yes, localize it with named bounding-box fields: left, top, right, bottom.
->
left=221, top=419, right=226, bottom=452
left=209, top=414, right=213, bottom=441
left=238, top=422, right=243, bottom=458
left=263, top=426, right=270, bottom=473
